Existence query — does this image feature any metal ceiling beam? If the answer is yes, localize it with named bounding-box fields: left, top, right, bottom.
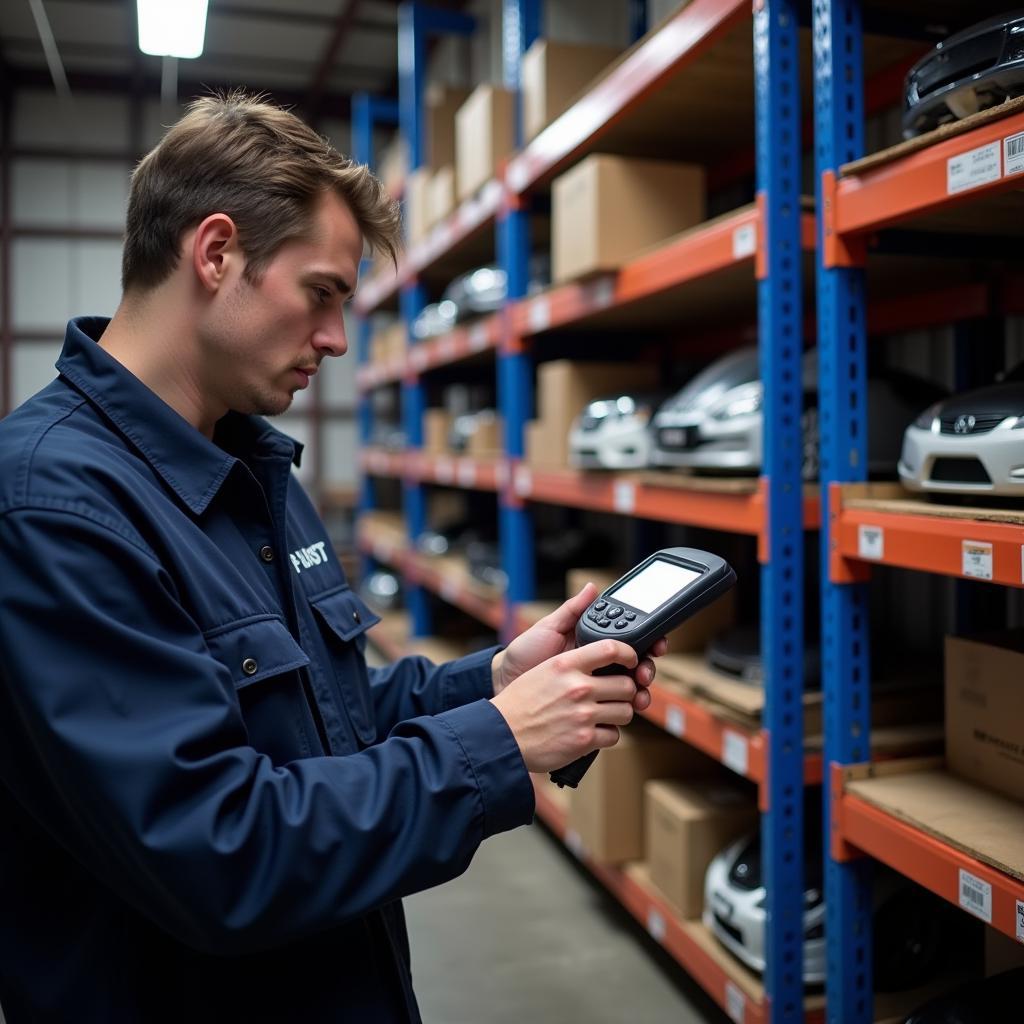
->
left=10, top=65, right=354, bottom=117
left=305, top=0, right=364, bottom=124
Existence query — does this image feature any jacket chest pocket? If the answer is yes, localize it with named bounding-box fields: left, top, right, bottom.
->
left=308, top=587, right=380, bottom=747
left=205, top=615, right=324, bottom=762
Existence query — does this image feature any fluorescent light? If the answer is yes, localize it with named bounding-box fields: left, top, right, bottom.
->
left=137, top=0, right=209, bottom=59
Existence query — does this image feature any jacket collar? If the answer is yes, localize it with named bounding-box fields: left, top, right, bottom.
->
left=56, top=317, right=304, bottom=515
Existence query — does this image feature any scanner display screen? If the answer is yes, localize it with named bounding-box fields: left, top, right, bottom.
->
left=607, top=560, right=702, bottom=614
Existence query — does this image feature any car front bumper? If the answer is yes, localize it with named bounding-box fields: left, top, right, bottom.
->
left=899, top=423, right=1024, bottom=496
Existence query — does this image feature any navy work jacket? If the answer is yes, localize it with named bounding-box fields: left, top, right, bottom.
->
left=0, top=318, right=535, bottom=1022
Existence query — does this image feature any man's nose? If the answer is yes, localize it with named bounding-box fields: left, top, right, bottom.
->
left=313, top=318, right=348, bottom=358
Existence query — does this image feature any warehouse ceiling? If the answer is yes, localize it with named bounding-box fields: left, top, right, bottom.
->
left=0, top=0, right=417, bottom=123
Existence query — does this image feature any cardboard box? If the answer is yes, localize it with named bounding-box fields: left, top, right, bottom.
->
left=645, top=779, right=757, bottom=918
left=566, top=720, right=713, bottom=863
left=551, top=154, right=705, bottom=283
left=378, top=134, right=408, bottom=199
left=425, top=85, right=471, bottom=172
left=522, top=39, right=619, bottom=142
left=372, top=322, right=406, bottom=364
left=423, top=409, right=453, bottom=455
left=466, top=411, right=503, bottom=457
left=524, top=420, right=556, bottom=469
left=946, top=633, right=1024, bottom=803
left=455, top=85, right=515, bottom=201
left=428, top=165, right=456, bottom=227
left=566, top=567, right=624, bottom=600
left=404, top=166, right=432, bottom=246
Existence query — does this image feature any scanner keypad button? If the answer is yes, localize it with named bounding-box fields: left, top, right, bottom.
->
left=607, top=606, right=623, bottom=619
left=594, top=601, right=607, bottom=612
left=624, top=612, right=636, bottom=621
left=597, top=618, right=611, bottom=628
left=614, top=619, right=628, bottom=629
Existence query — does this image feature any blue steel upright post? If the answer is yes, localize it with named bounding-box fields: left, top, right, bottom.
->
left=754, top=1, right=805, bottom=1019
left=352, top=92, right=399, bottom=583
left=398, top=2, right=475, bottom=637
left=813, top=2, right=874, bottom=1021
left=497, top=0, right=540, bottom=639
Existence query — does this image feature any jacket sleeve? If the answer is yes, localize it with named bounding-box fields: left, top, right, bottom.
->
left=0, top=505, right=534, bottom=956
left=366, top=646, right=502, bottom=735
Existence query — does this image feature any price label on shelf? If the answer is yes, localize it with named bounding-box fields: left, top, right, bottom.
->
left=732, top=222, right=757, bottom=260
left=440, top=337, right=456, bottom=362
left=646, top=908, right=666, bottom=943
left=1017, top=900, right=1024, bottom=943
left=514, top=466, right=532, bottom=497
left=457, top=460, right=477, bottom=488
left=1004, top=130, right=1024, bottom=178
left=722, top=730, right=749, bottom=776
left=469, top=322, right=489, bottom=351
left=858, top=524, right=884, bottom=560
left=440, top=578, right=460, bottom=603
left=958, top=869, right=992, bottom=922
left=529, top=297, right=550, bottom=333
left=435, top=457, right=455, bottom=484
left=590, top=277, right=615, bottom=309
left=725, top=981, right=746, bottom=1023
left=613, top=481, right=636, bottom=514
left=665, top=706, right=686, bottom=738
left=564, top=829, right=584, bottom=859
left=411, top=347, right=429, bottom=372
left=947, top=140, right=1002, bottom=195
left=962, top=540, right=993, bottom=580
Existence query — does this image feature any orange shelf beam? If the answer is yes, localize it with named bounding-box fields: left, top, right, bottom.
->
left=505, top=0, right=749, bottom=195
left=832, top=491, right=1024, bottom=588
left=834, top=109, right=1024, bottom=236
left=359, top=449, right=503, bottom=491
left=834, top=768, right=1024, bottom=943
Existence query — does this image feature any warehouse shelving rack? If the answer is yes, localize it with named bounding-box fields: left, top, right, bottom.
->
left=814, top=4, right=1024, bottom=1023
left=353, top=0, right=816, bottom=1019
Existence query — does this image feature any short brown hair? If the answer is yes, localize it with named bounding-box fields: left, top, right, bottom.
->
left=121, top=90, right=401, bottom=292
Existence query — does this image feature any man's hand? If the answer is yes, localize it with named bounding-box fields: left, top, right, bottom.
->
left=492, top=583, right=668, bottom=713
left=491, top=640, right=643, bottom=773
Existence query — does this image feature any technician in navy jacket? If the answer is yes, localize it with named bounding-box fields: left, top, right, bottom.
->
left=0, top=92, right=665, bottom=1022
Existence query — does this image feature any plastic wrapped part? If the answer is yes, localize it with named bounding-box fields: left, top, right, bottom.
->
left=705, top=625, right=821, bottom=690
left=568, top=391, right=667, bottom=470
left=360, top=571, right=402, bottom=612
left=442, top=265, right=508, bottom=320
left=411, top=301, right=458, bottom=340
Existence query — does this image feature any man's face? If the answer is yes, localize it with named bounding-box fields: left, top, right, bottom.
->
left=200, top=190, right=362, bottom=418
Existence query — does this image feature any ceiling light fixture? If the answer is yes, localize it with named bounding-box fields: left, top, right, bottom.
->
left=137, top=0, right=209, bottom=59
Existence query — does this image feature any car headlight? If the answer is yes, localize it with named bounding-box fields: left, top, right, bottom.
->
left=1012, top=416, right=1024, bottom=430
left=709, top=383, right=763, bottom=421
left=913, top=403, right=941, bottom=431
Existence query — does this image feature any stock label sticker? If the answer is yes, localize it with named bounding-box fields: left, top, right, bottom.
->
left=858, top=525, right=884, bottom=560
left=947, top=141, right=1001, bottom=195
left=529, top=298, right=550, bottom=333
left=1005, top=130, right=1024, bottom=177
left=725, top=981, right=746, bottom=1023
left=962, top=540, right=993, bottom=580
left=646, top=908, right=666, bottom=943
left=665, top=707, right=686, bottom=738
left=723, top=731, right=749, bottom=776
left=613, top=482, right=636, bottom=514
left=958, top=869, right=992, bottom=922
left=732, top=223, right=757, bottom=260
left=564, top=829, right=584, bottom=859
left=1016, top=900, right=1024, bottom=942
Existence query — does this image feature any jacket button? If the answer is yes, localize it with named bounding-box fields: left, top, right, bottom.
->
left=242, top=657, right=258, bottom=676
left=352, top=610, right=361, bottom=624
left=259, top=545, right=274, bottom=563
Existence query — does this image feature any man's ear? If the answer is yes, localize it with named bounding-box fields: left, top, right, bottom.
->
left=192, top=213, right=240, bottom=294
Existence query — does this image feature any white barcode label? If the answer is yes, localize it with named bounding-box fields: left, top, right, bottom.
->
left=1020, top=544, right=1024, bottom=585
left=723, top=731, right=749, bottom=775
left=947, top=141, right=1001, bottom=195
left=440, top=337, right=456, bottom=362
left=1017, top=900, right=1024, bottom=942
left=725, top=980, right=746, bottom=1023
left=440, top=578, right=459, bottom=603
left=564, top=829, right=584, bottom=859
left=495, top=460, right=509, bottom=489
left=646, top=908, right=666, bottom=942
left=591, top=277, right=615, bottom=308
left=962, top=540, right=993, bottom=580
left=665, top=706, right=686, bottom=737
left=958, top=869, right=992, bottom=922
left=514, top=466, right=532, bottom=496
left=1005, top=131, right=1024, bottom=177
left=435, top=457, right=454, bottom=484
left=732, top=223, right=757, bottom=260
left=858, top=525, right=884, bottom=560
left=613, top=481, right=636, bottom=514
left=411, top=347, right=428, bottom=371
left=469, top=322, right=489, bottom=350
left=457, top=460, right=476, bottom=487
left=529, top=298, right=550, bottom=333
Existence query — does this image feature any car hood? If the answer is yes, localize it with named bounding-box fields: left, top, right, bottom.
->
left=936, top=381, right=1024, bottom=420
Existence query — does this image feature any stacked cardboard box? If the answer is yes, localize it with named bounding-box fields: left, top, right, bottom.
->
left=371, top=322, right=407, bottom=365
left=525, top=360, right=658, bottom=470
left=455, top=85, right=516, bottom=201
left=551, top=154, right=706, bottom=283
left=404, top=166, right=432, bottom=246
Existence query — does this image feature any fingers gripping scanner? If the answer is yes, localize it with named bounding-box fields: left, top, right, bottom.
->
left=550, top=547, right=737, bottom=789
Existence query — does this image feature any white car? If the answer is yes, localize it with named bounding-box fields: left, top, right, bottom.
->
left=899, top=363, right=1024, bottom=496
left=568, top=393, right=664, bottom=470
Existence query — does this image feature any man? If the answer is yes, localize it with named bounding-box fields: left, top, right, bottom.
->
left=0, top=92, right=665, bottom=1022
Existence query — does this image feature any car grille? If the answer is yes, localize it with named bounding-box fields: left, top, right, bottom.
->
left=657, top=426, right=698, bottom=451
left=713, top=912, right=745, bottom=946
left=929, top=458, right=992, bottom=484
left=939, top=413, right=1005, bottom=435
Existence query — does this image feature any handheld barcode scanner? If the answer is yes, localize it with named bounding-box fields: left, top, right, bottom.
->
left=550, top=547, right=736, bottom=789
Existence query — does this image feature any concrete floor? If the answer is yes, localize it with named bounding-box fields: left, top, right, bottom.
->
left=404, top=819, right=729, bottom=1024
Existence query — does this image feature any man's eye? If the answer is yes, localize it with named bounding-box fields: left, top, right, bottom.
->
left=313, top=287, right=331, bottom=304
